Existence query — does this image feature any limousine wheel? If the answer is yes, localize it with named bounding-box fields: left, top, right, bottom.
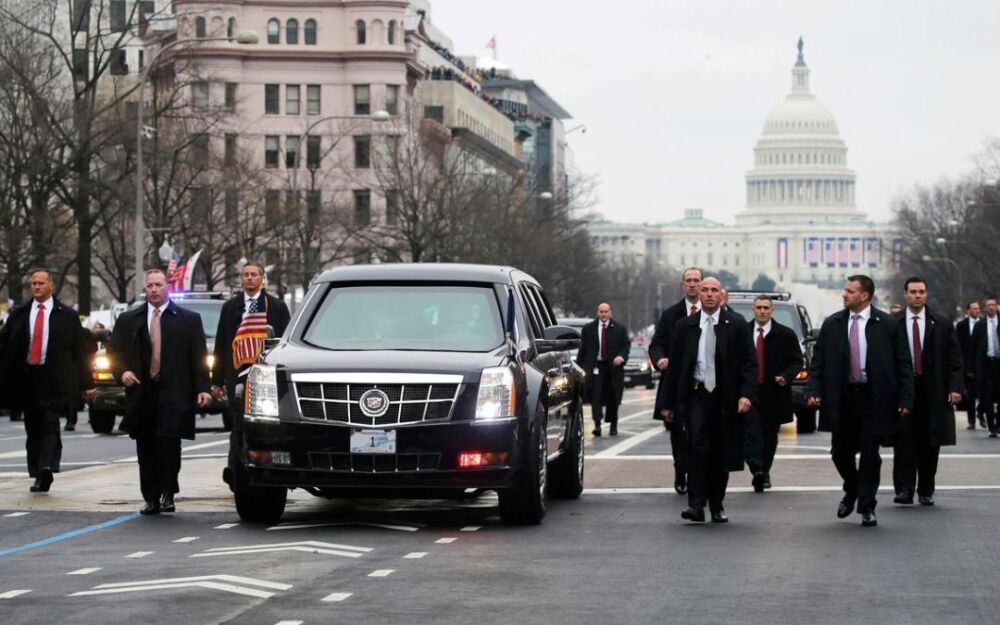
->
left=498, top=417, right=547, bottom=525
left=550, top=404, right=584, bottom=499
left=233, top=463, right=287, bottom=523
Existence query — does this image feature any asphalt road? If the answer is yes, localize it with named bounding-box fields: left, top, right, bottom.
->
left=2, top=389, right=1000, bottom=625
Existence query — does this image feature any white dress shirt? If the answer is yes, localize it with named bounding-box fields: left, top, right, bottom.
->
left=597, top=320, right=608, bottom=361
left=908, top=308, right=926, bottom=367
left=968, top=316, right=979, bottom=336
left=27, top=297, right=54, bottom=364
left=848, top=305, right=871, bottom=381
left=755, top=320, right=772, bottom=339
left=685, top=298, right=702, bottom=316
left=147, top=301, right=170, bottom=331
left=244, top=290, right=263, bottom=313
left=694, top=309, right=720, bottom=382
left=988, top=315, right=999, bottom=359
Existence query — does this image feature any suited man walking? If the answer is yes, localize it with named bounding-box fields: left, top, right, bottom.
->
left=0, top=269, right=95, bottom=492
left=957, top=300, right=984, bottom=430
left=107, top=269, right=212, bottom=515
left=892, top=277, right=963, bottom=506
left=807, top=275, right=914, bottom=527
left=576, top=303, right=630, bottom=436
left=972, top=297, right=1000, bottom=437
left=661, top=277, right=757, bottom=523
left=747, top=295, right=803, bottom=492
left=213, top=261, right=290, bottom=483
left=650, top=267, right=703, bottom=494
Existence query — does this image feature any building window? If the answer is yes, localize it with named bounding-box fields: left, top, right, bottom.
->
left=307, top=190, right=321, bottom=225
left=264, top=84, right=279, bottom=114
left=265, top=135, right=279, bottom=168
left=285, top=135, right=299, bottom=168
left=138, top=50, right=144, bottom=70
left=73, top=0, right=90, bottom=30
left=109, top=0, right=126, bottom=32
left=306, top=136, right=321, bottom=168
left=110, top=48, right=128, bottom=75
left=285, top=84, right=300, bottom=115
left=304, top=19, right=317, bottom=44
left=385, top=85, right=399, bottom=115
left=190, top=187, right=210, bottom=223
left=191, top=81, right=209, bottom=109
left=354, top=190, right=371, bottom=225
left=385, top=190, right=399, bottom=226
left=354, top=85, right=370, bottom=115
left=306, top=85, right=320, bottom=115
left=286, top=19, right=298, bottom=44
left=265, top=189, right=281, bottom=221
left=225, top=189, right=238, bottom=223
left=354, top=135, right=371, bottom=168
left=226, top=17, right=236, bottom=38
left=224, top=82, right=237, bottom=111
left=387, top=20, right=396, bottom=45
left=195, top=16, right=206, bottom=38
left=267, top=18, right=280, bottom=44
left=192, top=134, right=209, bottom=168
left=423, top=105, right=444, bottom=123
left=355, top=20, right=366, bottom=45
left=224, top=134, right=237, bottom=166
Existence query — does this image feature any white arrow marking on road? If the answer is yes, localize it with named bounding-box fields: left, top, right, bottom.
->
left=435, top=537, right=458, bottom=544
left=460, top=526, right=482, bottom=532
left=368, top=569, right=394, bottom=577
left=68, top=568, right=102, bottom=575
left=173, top=536, right=199, bottom=543
left=403, top=552, right=427, bottom=559
left=322, top=592, right=353, bottom=603
left=268, top=521, right=421, bottom=532
left=0, top=589, right=31, bottom=599
left=71, top=575, right=291, bottom=599
left=126, top=551, right=154, bottom=558
left=214, top=523, right=239, bottom=529
left=3, top=512, right=29, bottom=517
left=191, top=541, right=372, bottom=559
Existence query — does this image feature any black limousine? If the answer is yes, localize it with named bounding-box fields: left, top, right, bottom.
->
left=232, top=264, right=585, bottom=525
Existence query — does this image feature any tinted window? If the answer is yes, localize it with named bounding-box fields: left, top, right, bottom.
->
left=175, top=301, right=224, bottom=339
left=303, top=285, right=503, bottom=352
left=727, top=302, right=803, bottom=339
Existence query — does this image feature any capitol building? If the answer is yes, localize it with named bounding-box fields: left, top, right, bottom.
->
left=590, top=41, right=899, bottom=292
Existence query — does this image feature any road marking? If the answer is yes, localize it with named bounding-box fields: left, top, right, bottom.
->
left=275, top=621, right=304, bottom=625
left=192, top=541, right=372, bottom=559
left=435, top=537, right=458, bottom=544
left=585, top=453, right=1000, bottom=460
left=322, top=592, right=352, bottom=603
left=583, top=485, right=1000, bottom=495
left=71, top=574, right=291, bottom=599
left=593, top=427, right=664, bottom=458
left=403, top=552, right=427, bottom=559
left=181, top=453, right=227, bottom=459
left=126, top=551, right=154, bottom=558
left=3, top=512, right=29, bottom=517
left=368, top=569, right=394, bottom=577
left=214, top=523, right=239, bottom=529
left=173, top=536, right=199, bottom=543
left=181, top=439, right=230, bottom=452
left=0, top=513, right=140, bottom=558
left=68, top=568, right=102, bottom=575
left=460, top=526, right=482, bottom=532
left=0, top=450, right=26, bottom=459
left=0, top=472, right=30, bottom=478
left=268, top=521, right=421, bottom=532
left=0, top=589, right=31, bottom=599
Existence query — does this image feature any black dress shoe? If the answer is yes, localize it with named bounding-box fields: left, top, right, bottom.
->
left=591, top=428, right=602, bottom=437
left=837, top=496, right=856, bottom=519
left=160, top=493, right=175, bottom=513
left=918, top=495, right=935, bottom=506
left=681, top=507, right=705, bottom=522
left=609, top=425, right=618, bottom=436
left=140, top=501, right=161, bottom=515
left=990, top=432, right=998, bottom=438
left=861, top=510, right=877, bottom=526
left=752, top=472, right=766, bottom=493
left=29, top=467, right=53, bottom=493
left=763, top=475, right=772, bottom=489
left=893, top=492, right=914, bottom=505
left=980, top=415, right=987, bottom=428
left=710, top=508, right=729, bottom=523
left=674, top=473, right=687, bottom=495
left=967, top=425, right=976, bottom=430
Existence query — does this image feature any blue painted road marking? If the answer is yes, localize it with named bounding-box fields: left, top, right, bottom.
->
left=0, top=513, right=141, bottom=558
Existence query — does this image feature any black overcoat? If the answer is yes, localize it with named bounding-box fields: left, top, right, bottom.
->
left=895, top=308, right=964, bottom=446
left=649, top=298, right=695, bottom=422
left=212, top=290, right=290, bottom=401
left=753, top=320, right=803, bottom=428
left=970, top=317, right=1000, bottom=396
left=108, top=301, right=210, bottom=440
left=575, top=318, right=630, bottom=405
left=0, top=299, right=93, bottom=411
left=956, top=317, right=978, bottom=376
left=661, top=309, right=758, bottom=471
left=807, top=306, right=914, bottom=442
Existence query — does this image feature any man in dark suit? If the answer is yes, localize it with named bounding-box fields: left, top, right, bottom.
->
left=956, top=300, right=984, bottom=430
left=892, top=277, right=964, bottom=506
left=748, top=294, right=803, bottom=492
left=661, top=277, right=757, bottom=523
left=972, top=296, right=1000, bottom=437
left=212, top=261, right=290, bottom=482
left=650, top=267, right=702, bottom=494
left=576, top=303, right=630, bottom=437
left=807, top=275, right=914, bottom=527
left=107, top=269, right=212, bottom=515
left=0, top=269, right=95, bottom=492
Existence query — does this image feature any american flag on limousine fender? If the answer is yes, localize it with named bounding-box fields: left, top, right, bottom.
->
left=232, top=304, right=269, bottom=369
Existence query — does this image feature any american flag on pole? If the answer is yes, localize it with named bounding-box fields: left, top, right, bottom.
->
left=837, top=238, right=848, bottom=267
left=892, top=239, right=904, bottom=268
left=824, top=238, right=835, bottom=267
left=865, top=238, right=880, bottom=267
left=806, top=237, right=821, bottom=267
left=167, top=249, right=202, bottom=292
left=849, top=238, right=862, bottom=266
left=232, top=303, right=269, bottom=370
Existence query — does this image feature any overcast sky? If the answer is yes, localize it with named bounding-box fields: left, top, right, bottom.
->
left=429, top=0, right=1000, bottom=225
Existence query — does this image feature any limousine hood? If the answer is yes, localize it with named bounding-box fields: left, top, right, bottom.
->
left=262, top=342, right=508, bottom=383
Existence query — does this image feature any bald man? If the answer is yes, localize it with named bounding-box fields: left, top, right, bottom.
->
left=576, top=303, right=630, bottom=436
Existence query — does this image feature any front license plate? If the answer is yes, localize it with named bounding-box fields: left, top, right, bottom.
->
left=350, top=429, right=396, bottom=454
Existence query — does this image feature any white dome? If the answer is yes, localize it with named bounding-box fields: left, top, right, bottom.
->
left=762, top=97, right=839, bottom=136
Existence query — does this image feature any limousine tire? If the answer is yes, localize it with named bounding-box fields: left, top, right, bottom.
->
left=233, top=463, right=287, bottom=524
left=89, top=410, right=116, bottom=435
left=550, top=405, right=584, bottom=499
left=498, top=417, right=547, bottom=525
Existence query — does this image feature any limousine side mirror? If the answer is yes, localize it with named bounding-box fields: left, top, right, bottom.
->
left=263, top=325, right=280, bottom=351
left=533, top=325, right=582, bottom=356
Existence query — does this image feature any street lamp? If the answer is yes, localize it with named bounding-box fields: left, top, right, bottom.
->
left=291, top=111, right=391, bottom=191
left=134, top=31, right=259, bottom=298
left=922, top=254, right=963, bottom=312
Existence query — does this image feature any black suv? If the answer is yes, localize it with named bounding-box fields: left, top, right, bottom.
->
left=88, top=292, right=229, bottom=433
left=233, top=264, right=586, bottom=525
left=724, top=291, right=817, bottom=433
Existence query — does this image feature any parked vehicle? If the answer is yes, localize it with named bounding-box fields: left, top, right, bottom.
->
left=624, top=344, right=658, bottom=389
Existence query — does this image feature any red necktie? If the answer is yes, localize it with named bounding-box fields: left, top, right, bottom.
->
left=29, top=303, right=45, bottom=365
left=689, top=304, right=697, bottom=316
left=756, top=327, right=765, bottom=383
left=912, top=317, right=923, bottom=376
left=600, top=322, right=608, bottom=360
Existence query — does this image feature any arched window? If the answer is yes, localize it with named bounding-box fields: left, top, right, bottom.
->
left=304, top=19, right=317, bottom=45
left=267, top=18, right=280, bottom=44
left=195, top=16, right=206, bottom=38
left=356, top=20, right=366, bottom=44
left=286, top=19, right=298, bottom=44
left=387, top=20, right=396, bottom=45
left=226, top=17, right=236, bottom=38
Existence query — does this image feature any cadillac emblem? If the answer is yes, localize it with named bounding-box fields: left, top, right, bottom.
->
left=359, top=388, right=391, bottom=418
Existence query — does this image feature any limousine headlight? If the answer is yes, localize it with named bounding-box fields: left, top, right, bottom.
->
left=245, top=364, right=279, bottom=418
left=475, top=367, right=516, bottom=420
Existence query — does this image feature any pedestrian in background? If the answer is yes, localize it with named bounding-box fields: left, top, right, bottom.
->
left=972, top=297, right=1000, bottom=437
left=576, top=303, right=629, bottom=437
left=956, top=300, right=984, bottom=430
